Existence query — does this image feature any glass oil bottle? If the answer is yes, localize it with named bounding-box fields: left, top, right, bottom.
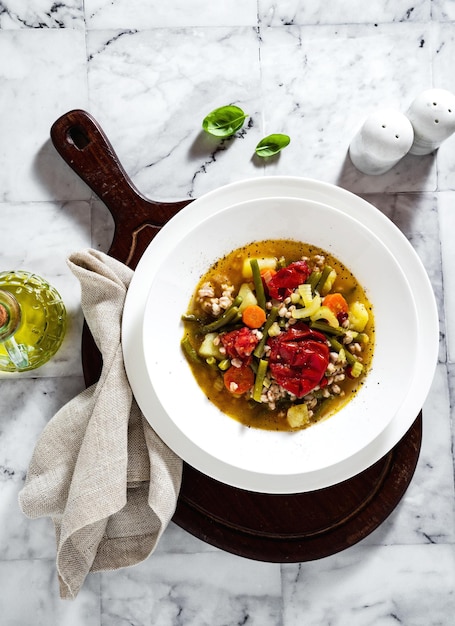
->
left=0, top=271, right=66, bottom=372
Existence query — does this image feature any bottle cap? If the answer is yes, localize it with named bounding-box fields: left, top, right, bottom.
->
left=0, top=304, right=7, bottom=328
left=0, top=289, right=21, bottom=342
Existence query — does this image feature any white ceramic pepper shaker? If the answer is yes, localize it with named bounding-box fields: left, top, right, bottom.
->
left=406, top=88, right=455, bottom=155
left=348, top=109, right=414, bottom=175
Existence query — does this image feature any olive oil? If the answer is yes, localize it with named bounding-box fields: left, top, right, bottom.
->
left=0, top=271, right=66, bottom=372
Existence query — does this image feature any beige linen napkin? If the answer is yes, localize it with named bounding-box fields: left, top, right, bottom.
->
left=18, top=249, right=183, bottom=599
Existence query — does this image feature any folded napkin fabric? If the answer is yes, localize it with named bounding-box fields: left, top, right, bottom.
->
left=18, top=249, right=183, bottom=599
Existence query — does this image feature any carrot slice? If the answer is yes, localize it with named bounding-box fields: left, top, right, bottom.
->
left=223, top=364, right=254, bottom=395
left=322, top=293, right=348, bottom=316
left=242, top=304, right=267, bottom=329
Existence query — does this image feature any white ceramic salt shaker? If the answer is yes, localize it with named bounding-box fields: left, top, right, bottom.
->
left=348, top=109, right=414, bottom=175
left=406, top=88, right=455, bottom=155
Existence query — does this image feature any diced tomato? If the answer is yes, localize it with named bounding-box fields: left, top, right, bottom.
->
left=267, top=323, right=330, bottom=397
left=220, top=327, right=259, bottom=360
left=267, top=261, right=310, bottom=301
left=224, top=364, right=254, bottom=395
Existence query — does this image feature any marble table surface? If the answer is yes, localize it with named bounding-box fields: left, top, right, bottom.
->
left=1, top=1, right=455, bottom=624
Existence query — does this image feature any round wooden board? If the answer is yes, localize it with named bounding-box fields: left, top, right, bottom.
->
left=51, top=109, right=423, bottom=563
left=173, top=416, right=421, bottom=561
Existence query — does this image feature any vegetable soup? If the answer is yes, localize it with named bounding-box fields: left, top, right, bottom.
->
left=181, top=239, right=374, bottom=432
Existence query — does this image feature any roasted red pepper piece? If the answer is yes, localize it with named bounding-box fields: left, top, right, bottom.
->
left=267, top=260, right=310, bottom=301
left=267, top=323, right=330, bottom=397
left=221, top=327, right=259, bottom=360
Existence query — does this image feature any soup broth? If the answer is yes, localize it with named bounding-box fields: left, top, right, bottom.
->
left=182, top=239, right=374, bottom=432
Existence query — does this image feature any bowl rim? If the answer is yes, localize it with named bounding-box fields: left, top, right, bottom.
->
left=122, top=176, right=438, bottom=493
left=141, top=195, right=418, bottom=481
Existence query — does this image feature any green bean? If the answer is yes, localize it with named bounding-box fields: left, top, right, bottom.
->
left=181, top=335, right=201, bottom=363
left=250, top=258, right=266, bottom=310
left=253, top=306, right=279, bottom=358
left=306, top=270, right=322, bottom=293
left=218, top=359, right=231, bottom=371
left=328, top=337, right=358, bottom=366
left=252, top=359, right=268, bottom=402
left=199, top=296, right=243, bottom=333
left=310, top=320, right=345, bottom=336
left=328, top=336, right=343, bottom=352
left=315, top=265, right=333, bottom=294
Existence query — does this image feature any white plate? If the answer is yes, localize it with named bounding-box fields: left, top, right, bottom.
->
left=122, top=176, right=439, bottom=493
left=142, top=196, right=417, bottom=479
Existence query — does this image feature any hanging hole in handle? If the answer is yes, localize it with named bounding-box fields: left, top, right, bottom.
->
left=66, top=124, right=91, bottom=150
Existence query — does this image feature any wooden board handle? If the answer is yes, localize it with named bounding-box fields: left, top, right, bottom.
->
left=50, top=109, right=192, bottom=267
left=50, top=109, right=193, bottom=383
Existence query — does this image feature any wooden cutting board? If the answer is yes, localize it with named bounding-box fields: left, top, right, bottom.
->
left=50, top=109, right=422, bottom=562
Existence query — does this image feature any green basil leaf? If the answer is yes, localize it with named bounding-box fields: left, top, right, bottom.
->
left=202, top=105, right=248, bottom=137
left=255, top=133, right=291, bottom=157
